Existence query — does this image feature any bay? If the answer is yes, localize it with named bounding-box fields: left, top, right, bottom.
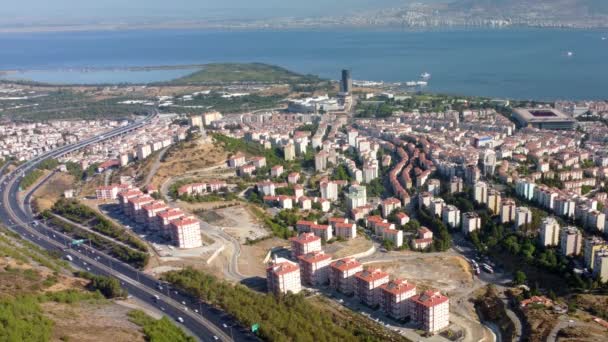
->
left=0, top=28, right=607, bottom=100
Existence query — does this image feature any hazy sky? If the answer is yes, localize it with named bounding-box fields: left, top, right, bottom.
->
left=4, top=0, right=414, bottom=21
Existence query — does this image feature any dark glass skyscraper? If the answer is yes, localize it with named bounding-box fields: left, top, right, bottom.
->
left=341, top=69, right=352, bottom=94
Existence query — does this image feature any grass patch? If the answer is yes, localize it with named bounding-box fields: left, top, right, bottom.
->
left=128, top=310, right=195, bottom=342
left=171, top=63, right=321, bottom=85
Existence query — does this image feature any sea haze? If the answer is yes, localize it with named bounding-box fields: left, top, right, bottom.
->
left=0, top=28, right=607, bottom=100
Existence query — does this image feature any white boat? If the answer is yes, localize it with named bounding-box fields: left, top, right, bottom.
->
left=416, top=81, right=428, bottom=86
left=405, top=81, right=417, bottom=87
left=420, top=72, right=431, bottom=79
left=567, top=51, right=574, bottom=57
left=602, top=37, right=607, bottom=41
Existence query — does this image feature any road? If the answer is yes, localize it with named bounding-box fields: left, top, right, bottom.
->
left=0, top=112, right=255, bottom=342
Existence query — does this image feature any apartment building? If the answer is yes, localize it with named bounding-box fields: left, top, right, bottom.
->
left=584, top=236, right=608, bottom=270
left=461, top=212, right=481, bottom=235
left=515, top=207, right=533, bottom=228
left=592, top=250, right=608, bottom=283
left=560, top=226, right=583, bottom=256
left=298, top=251, right=332, bottom=286
left=128, top=195, right=155, bottom=223
left=539, top=217, right=560, bottom=247
left=330, top=258, right=363, bottom=295
left=117, top=189, right=144, bottom=211
left=155, top=208, right=185, bottom=233
left=266, top=257, right=302, bottom=296
left=441, top=205, right=461, bottom=229
left=355, top=268, right=390, bottom=307
left=142, top=201, right=169, bottom=228
left=411, top=290, right=450, bottom=334
left=487, top=190, right=501, bottom=215
left=334, top=221, right=357, bottom=239
left=380, top=279, right=417, bottom=320
left=95, top=184, right=130, bottom=200
left=170, top=216, right=203, bottom=249
left=382, top=228, right=404, bottom=248
left=500, top=198, right=517, bottom=224
left=381, top=197, right=402, bottom=218
left=473, top=181, right=488, bottom=204
left=290, top=232, right=322, bottom=258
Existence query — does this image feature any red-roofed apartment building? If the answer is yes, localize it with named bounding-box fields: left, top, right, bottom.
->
left=155, top=208, right=184, bottom=233
left=334, top=221, right=357, bottom=239
left=355, top=268, right=390, bottom=307
left=128, top=195, right=155, bottom=223
left=117, top=189, right=143, bottom=211
left=296, top=220, right=332, bottom=241
left=330, top=258, right=363, bottom=295
left=290, top=233, right=322, bottom=258
left=170, top=216, right=202, bottom=249
left=96, top=184, right=131, bottom=200
left=380, top=279, right=417, bottom=320
left=266, top=258, right=302, bottom=296
left=411, top=290, right=450, bottom=333
left=298, top=251, right=332, bottom=286
left=142, top=201, right=169, bottom=228
left=381, top=197, right=402, bottom=218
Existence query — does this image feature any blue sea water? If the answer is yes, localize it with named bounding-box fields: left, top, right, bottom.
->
left=0, top=28, right=607, bottom=100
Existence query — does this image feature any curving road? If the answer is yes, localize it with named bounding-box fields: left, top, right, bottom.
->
left=0, top=112, right=255, bottom=342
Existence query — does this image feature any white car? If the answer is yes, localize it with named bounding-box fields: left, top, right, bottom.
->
left=177, top=317, right=184, bottom=323
left=213, top=336, right=219, bottom=341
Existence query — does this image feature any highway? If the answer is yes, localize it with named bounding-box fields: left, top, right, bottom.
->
left=0, top=112, right=255, bottom=342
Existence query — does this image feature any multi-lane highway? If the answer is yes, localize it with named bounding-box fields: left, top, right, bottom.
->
left=0, top=112, right=254, bottom=342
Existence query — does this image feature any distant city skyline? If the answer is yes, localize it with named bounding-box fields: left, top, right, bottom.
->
left=1, top=0, right=412, bottom=21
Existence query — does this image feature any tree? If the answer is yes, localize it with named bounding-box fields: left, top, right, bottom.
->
left=514, top=270, right=527, bottom=285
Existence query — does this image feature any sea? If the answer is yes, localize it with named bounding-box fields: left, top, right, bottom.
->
left=0, top=28, right=607, bottom=101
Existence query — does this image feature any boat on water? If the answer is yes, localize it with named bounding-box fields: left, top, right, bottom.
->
left=420, top=72, right=431, bottom=79
left=602, top=37, right=607, bottom=41
left=416, top=81, right=428, bottom=86
left=405, top=81, right=417, bottom=87
left=567, top=51, right=574, bottom=57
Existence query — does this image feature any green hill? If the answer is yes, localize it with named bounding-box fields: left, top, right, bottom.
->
left=171, top=63, right=322, bottom=85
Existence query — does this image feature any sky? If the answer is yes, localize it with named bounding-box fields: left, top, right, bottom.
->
left=3, top=0, right=415, bottom=21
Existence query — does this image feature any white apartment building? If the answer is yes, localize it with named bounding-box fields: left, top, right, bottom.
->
left=170, top=216, right=203, bottom=249
left=382, top=228, right=404, bottom=248
left=355, top=268, right=390, bottom=307
left=289, top=232, right=322, bottom=258
left=515, top=207, right=533, bottom=228
left=539, top=217, right=560, bottom=247
left=560, top=226, right=583, bottom=256
left=462, top=212, right=481, bottom=234
left=136, top=144, right=152, bottom=160
left=298, top=251, right=332, bottom=286
left=266, top=257, right=302, bottom=296
left=320, top=180, right=339, bottom=201
left=380, top=279, right=417, bottom=320
left=330, top=258, right=363, bottom=295
left=411, top=290, right=450, bottom=334
left=500, top=199, right=517, bottom=223
left=592, top=250, right=608, bottom=283
left=473, top=181, right=488, bottom=204
left=441, top=205, right=461, bottom=229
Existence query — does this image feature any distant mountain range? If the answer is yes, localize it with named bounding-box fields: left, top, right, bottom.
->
left=448, top=0, right=608, bottom=16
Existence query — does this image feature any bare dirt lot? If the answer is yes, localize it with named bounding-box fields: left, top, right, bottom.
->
left=238, top=238, right=287, bottom=278
left=150, top=140, right=227, bottom=189
left=366, top=255, right=473, bottom=294
left=199, top=205, right=270, bottom=243
left=32, top=172, right=75, bottom=211
left=42, top=301, right=145, bottom=342
left=324, top=236, right=374, bottom=259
